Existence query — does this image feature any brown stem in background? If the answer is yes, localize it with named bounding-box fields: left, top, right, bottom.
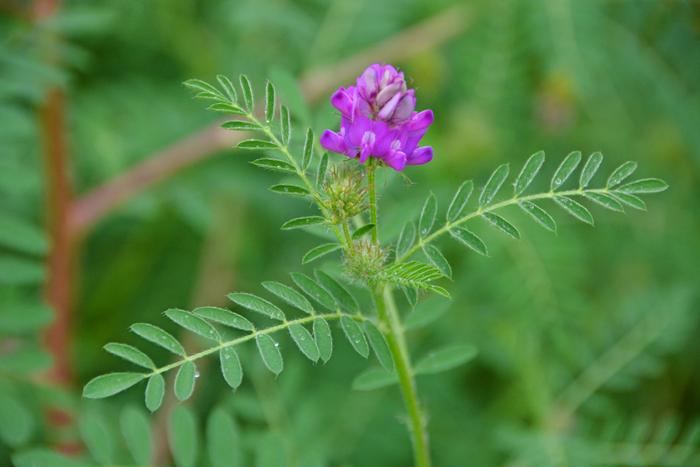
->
left=34, top=0, right=76, bottom=386
left=69, top=4, right=469, bottom=234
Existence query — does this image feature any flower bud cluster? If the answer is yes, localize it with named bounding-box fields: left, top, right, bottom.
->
left=322, top=165, right=367, bottom=224
left=344, top=239, right=388, bottom=283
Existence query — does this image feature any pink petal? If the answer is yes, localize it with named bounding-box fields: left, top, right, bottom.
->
left=330, top=88, right=355, bottom=117
left=319, top=130, right=347, bottom=154
left=383, top=150, right=407, bottom=171
left=407, top=146, right=433, bottom=165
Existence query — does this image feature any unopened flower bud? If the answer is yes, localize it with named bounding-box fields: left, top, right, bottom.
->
left=322, top=166, right=367, bottom=224
left=344, top=239, right=388, bottom=283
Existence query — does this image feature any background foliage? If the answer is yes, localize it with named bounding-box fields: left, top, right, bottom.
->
left=1, top=0, right=699, bottom=466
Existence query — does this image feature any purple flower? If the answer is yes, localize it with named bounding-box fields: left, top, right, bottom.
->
left=320, top=63, right=433, bottom=171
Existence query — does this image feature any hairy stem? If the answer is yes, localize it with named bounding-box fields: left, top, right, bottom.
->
left=367, top=161, right=378, bottom=244
left=342, top=222, right=354, bottom=251
left=398, top=187, right=614, bottom=262
left=374, top=286, right=431, bottom=467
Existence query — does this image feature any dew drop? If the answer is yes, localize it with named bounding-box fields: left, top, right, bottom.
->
left=274, top=342, right=280, bottom=348
left=194, top=370, right=201, bottom=378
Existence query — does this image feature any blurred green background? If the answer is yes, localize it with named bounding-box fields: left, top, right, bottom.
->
left=1, top=0, right=700, bottom=466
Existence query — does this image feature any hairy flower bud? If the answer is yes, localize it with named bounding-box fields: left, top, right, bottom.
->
left=344, top=239, right=388, bottom=283
left=322, top=165, right=367, bottom=224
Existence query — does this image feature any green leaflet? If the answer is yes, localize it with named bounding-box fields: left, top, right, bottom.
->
left=519, top=201, right=557, bottom=232
left=220, top=347, right=242, bottom=390
left=419, top=193, right=437, bottom=237
left=447, top=180, right=474, bottom=222
left=303, top=128, right=314, bottom=170
left=514, top=150, right=545, bottom=195
left=168, top=406, right=199, bottom=467
left=352, top=367, right=398, bottom=391
left=612, top=192, right=646, bottom=210
left=120, top=406, right=152, bottom=465
left=193, top=306, right=254, bottom=331
left=555, top=196, right=594, bottom=225
left=264, top=80, right=276, bottom=122
left=618, top=178, right=668, bottom=193
left=227, top=292, right=285, bottom=321
left=206, top=408, right=241, bottom=467
left=237, top=139, right=277, bottom=150
left=251, top=158, right=295, bottom=173
left=83, top=373, right=145, bottom=399
left=256, top=334, right=284, bottom=375
left=363, top=321, right=393, bottom=370
left=479, top=163, right=509, bottom=206
left=340, top=316, right=369, bottom=358
left=104, top=343, right=154, bottom=370
left=414, top=345, right=478, bottom=375
left=313, top=317, right=333, bottom=363
left=165, top=308, right=220, bottom=342
left=269, top=184, right=309, bottom=196
left=280, top=105, right=291, bottom=144
left=262, top=281, right=314, bottom=314
left=314, top=270, right=359, bottom=313
left=288, top=323, right=320, bottom=362
left=174, top=361, right=197, bottom=401
left=422, top=244, right=452, bottom=279
left=215, top=74, right=237, bottom=102
left=145, top=374, right=165, bottom=412
left=482, top=212, right=520, bottom=239
left=607, top=161, right=638, bottom=188
left=396, top=221, right=416, bottom=259
left=221, top=120, right=259, bottom=131
left=585, top=192, right=624, bottom=212
left=291, top=272, right=336, bottom=311
left=580, top=152, right=603, bottom=188
left=239, top=74, right=254, bottom=111
left=131, top=323, right=185, bottom=356
left=302, top=243, right=341, bottom=264
left=281, top=216, right=326, bottom=230
left=352, top=224, right=375, bottom=240
left=316, top=152, right=328, bottom=186
left=450, top=228, right=488, bottom=256
left=551, top=151, right=582, bottom=191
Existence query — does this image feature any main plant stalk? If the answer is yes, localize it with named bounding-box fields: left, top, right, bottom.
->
left=366, top=161, right=431, bottom=467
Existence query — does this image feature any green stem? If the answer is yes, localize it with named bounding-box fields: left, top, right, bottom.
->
left=367, top=160, right=378, bottom=244
left=397, top=187, right=614, bottom=262
left=374, top=285, right=431, bottom=467
left=342, top=222, right=354, bottom=251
